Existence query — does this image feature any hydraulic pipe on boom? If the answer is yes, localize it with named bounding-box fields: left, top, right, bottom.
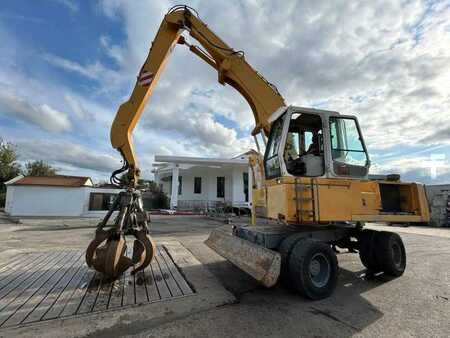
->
left=86, top=5, right=286, bottom=278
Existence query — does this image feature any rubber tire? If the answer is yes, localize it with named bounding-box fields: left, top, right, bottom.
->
left=288, top=239, right=338, bottom=300
left=278, top=234, right=305, bottom=286
left=358, top=229, right=382, bottom=272
left=377, top=231, right=406, bottom=277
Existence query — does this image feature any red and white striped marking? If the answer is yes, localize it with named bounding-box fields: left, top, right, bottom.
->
left=138, top=70, right=154, bottom=86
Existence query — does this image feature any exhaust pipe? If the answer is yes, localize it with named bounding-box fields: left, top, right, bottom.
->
left=205, top=226, right=281, bottom=287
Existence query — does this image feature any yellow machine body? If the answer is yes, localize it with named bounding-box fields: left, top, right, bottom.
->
left=253, top=176, right=430, bottom=224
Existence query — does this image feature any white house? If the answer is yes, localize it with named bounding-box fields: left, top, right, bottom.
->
left=153, top=153, right=254, bottom=211
left=5, top=175, right=121, bottom=217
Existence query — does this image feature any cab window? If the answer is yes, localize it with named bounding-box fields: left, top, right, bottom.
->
left=264, top=115, right=284, bottom=179
left=284, top=113, right=324, bottom=177
left=329, top=117, right=368, bottom=176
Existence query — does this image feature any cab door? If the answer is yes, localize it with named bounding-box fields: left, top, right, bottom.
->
left=328, top=116, right=370, bottom=179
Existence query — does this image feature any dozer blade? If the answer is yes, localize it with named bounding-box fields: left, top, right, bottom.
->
left=205, top=226, right=281, bottom=287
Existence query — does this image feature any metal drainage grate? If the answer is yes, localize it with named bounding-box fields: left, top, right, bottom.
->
left=0, top=245, right=194, bottom=329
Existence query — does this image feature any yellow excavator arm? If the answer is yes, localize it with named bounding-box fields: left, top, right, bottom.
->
left=110, top=5, right=285, bottom=186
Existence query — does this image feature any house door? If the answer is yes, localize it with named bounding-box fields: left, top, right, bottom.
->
left=243, top=172, right=249, bottom=202
left=217, top=177, right=225, bottom=198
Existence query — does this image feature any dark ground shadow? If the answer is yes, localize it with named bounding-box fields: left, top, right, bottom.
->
left=200, top=257, right=387, bottom=336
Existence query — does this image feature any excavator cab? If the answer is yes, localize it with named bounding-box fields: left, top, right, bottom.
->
left=263, top=106, right=370, bottom=181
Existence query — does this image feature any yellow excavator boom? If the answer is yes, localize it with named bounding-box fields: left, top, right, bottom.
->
left=110, top=5, right=285, bottom=186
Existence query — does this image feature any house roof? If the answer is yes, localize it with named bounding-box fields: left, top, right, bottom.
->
left=6, top=175, right=93, bottom=187
left=94, top=183, right=122, bottom=189
left=232, top=149, right=260, bottom=160
left=153, top=155, right=248, bottom=167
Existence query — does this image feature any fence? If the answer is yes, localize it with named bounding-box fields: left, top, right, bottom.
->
left=175, top=200, right=232, bottom=211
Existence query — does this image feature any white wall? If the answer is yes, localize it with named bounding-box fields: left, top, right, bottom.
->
left=231, top=166, right=249, bottom=204
left=158, top=165, right=249, bottom=207
left=4, top=185, right=15, bottom=213
left=6, top=186, right=87, bottom=217
left=5, top=186, right=122, bottom=217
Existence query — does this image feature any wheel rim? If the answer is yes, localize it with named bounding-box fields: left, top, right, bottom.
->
left=391, top=242, right=402, bottom=268
left=309, top=253, right=331, bottom=288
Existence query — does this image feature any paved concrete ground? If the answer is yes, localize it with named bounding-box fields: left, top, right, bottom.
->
left=0, top=215, right=449, bottom=337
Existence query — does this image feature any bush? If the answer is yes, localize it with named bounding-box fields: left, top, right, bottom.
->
left=142, top=190, right=169, bottom=210
left=0, top=192, right=5, bottom=208
left=153, top=190, right=169, bottom=209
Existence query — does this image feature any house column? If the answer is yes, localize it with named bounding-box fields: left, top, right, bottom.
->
left=231, top=167, right=241, bottom=205
left=248, top=164, right=253, bottom=204
left=248, top=164, right=255, bottom=225
left=170, top=166, right=179, bottom=209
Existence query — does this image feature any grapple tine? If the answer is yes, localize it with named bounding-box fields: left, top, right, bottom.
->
left=132, top=239, right=146, bottom=266
left=132, top=230, right=156, bottom=275
left=88, top=235, right=133, bottom=278
left=104, top=237, right=132, bottom=278
left=85, top=229, right=110, bottom=268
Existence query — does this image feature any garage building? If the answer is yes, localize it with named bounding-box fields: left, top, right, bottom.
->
left=4, top=175, right=121, bottom=217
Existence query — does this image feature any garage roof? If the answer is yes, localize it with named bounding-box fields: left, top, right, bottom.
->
left=6, top=175, right=93, bottom=187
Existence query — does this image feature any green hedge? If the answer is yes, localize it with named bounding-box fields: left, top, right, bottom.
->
left=142, top=191, right=169, bottom=210
left=0, top=192, right=5, bottom=208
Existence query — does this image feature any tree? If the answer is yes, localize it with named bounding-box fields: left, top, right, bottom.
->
left=23, top=160, right=58, bottom=177
left=0, top=139, right=21, bottom=183
left=149, top=187, right=169, bottom=209
left=118, top=172, right=131, bottom=186
left=141, top=180, right=169, bottom=209
left=0, top=138, right=22, bottom=207
left=117, top=174, right=168, bottom=209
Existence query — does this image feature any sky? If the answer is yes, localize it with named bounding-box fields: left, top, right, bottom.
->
left=0, top=0, right=449, bottom=184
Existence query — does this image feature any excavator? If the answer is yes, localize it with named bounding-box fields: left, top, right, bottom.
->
left=86, top=5, right=430, bottom=299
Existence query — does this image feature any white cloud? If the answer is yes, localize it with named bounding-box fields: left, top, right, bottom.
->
left=64, top=94, right=95, bottom=121
left=43, top=54, right=104, bottom=80
left=51, top=0, right=78, bottom=13
left=99, top=35, right=125, bottom=65
left=0, top=12, right=46, bottom=24
left=371, top=153, right=450, bottom=184
left=16, top=139, right=120, bottom=173
left=0, top=84, right=72, bottom=132
left=42, top=53, right=127, bottom=95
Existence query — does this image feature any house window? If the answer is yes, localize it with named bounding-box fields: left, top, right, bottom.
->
left=194, top=177, right=202, bottom=194
left=217, top=177, right=225, bottom=198
left=89, top=193, right=117, bottom=211
left=178, top=176, right=182, bottom=195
